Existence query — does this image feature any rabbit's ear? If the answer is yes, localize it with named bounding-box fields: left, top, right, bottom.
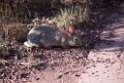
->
left=67, top=24, right=74, bottom=35
left=67, top=20, right=75, bottom=35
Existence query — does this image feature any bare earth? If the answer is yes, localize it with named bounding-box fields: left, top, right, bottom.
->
left=79, top=3, right=124, bottom=83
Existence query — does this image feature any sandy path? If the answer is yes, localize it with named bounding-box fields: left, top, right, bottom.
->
left=79, top=5, right=124, bottom=83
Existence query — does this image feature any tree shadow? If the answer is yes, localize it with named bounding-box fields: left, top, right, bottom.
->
left=95, top=13, right=124, bottom=51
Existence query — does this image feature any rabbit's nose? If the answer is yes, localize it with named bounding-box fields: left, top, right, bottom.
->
left=74, top=36, right=78, bottom=41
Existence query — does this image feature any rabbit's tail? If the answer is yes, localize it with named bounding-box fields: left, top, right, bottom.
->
left=24, top=41, right=39, bottom=47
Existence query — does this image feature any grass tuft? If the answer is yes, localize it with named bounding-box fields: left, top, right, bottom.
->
left=53, top=4, right=90, bottom=29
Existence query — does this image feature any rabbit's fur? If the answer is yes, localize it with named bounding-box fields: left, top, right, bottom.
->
left=24, top=21, right=82, bottom=48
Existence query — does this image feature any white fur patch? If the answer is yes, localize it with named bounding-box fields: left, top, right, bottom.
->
left=24, top=41, right=32, bottom=47
left=24, top=41, right=39, bottom=47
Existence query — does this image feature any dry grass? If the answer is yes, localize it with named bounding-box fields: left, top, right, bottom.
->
left=0, top=0, right=90, bottom=38
left=0, top=0, right=62, bottom=38
left=0, top=0, right=31, bottom=42
left=52, top=2, right=90, bottom=29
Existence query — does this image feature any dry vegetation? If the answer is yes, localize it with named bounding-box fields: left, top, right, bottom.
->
left=0, top=0, right=121, bottom=62
left=0, top=0, right=91, bottom=37
left=0, top=0, right=92, bottom=50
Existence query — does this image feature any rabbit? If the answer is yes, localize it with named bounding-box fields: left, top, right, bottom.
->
left=24, top=20, right=83, bottom=48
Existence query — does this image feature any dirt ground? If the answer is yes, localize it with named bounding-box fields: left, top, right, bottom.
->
left=0, top=46, right=88, bottom=83
left=79, top=3, right=124, bottom=83
left=0, top=2, right=124, bottom=83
